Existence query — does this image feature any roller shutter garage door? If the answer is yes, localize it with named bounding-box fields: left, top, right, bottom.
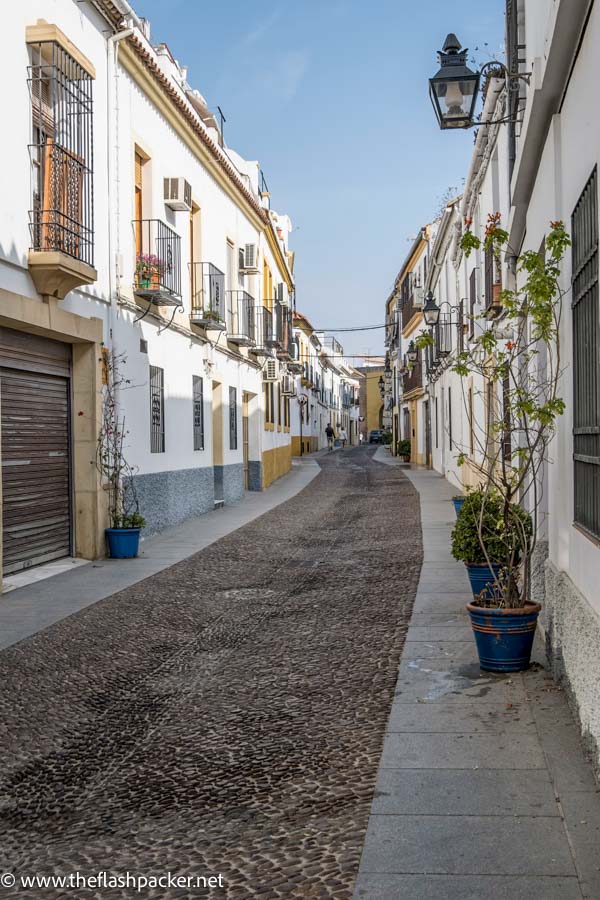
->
left=1, top=329, right=72, bottom=575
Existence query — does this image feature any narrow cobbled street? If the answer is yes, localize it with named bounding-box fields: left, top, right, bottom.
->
left=0, top=448, right=422, bottom=899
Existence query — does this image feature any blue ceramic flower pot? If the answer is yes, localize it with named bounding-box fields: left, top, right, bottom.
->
left=105, top=527, right=141, bottom=559
left=465, top=563, right=503, bottom=599
left=467, top=601, right=541, bottom=672
left=452, top=497, right=466, bottom=516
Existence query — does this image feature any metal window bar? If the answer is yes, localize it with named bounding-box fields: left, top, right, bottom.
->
left=254, top=305, right=273, bottom=350
left=469, top=268, right=477, bottom=338
left=572, top=167, right=600, bottom=538
left=276, top=303, right=292, bottom=359
left=133, top=219, right=181, bottom=301
left=229, top=386, right=238, bottom=450
left=226, top=290, right=256, bottom=344
left=28, top=41, right=94, bottom=266
left=190, top=262, right=225, bottom=325
left=193, top=375, right=204, bottom=451
left=150, top=365, right=165, bottom=453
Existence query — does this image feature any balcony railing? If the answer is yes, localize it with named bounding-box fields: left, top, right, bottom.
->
left=276, top=302, right=292, bottom=359
left=226, top=290, right=255, bottom=345
left=29, top=142, right=94, bottom=267
left=133, top=219, right=181, bottom=304
left=190, top=262, right=225, bottom=328
left=253, top=305, right=273, bottom=354
left=403, top=353, right=423, bottom=394
left=401, top=286, right=424, bottom=331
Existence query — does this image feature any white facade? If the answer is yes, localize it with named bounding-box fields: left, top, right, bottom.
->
left=387, top=0, right=600, bottom=774
left=0, top=0, right=296, bottom=580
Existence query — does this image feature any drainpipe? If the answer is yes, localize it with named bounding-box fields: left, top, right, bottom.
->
left=106, top=26, right=134, bottom=351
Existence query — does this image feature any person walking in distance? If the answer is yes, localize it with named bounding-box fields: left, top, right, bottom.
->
left=338, top=425, right=347, bottom=449
left=359, top=432, right=364, bottom=445
left=325, top=422, right=336, bottom=451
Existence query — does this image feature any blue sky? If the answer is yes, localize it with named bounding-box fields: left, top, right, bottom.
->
left=134, top=0, right=505, bottom=358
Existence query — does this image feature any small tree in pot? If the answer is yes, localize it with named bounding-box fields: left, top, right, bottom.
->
left=96, top=349, right=146, bottom=558
left=449, top=217, right=571, bottom=670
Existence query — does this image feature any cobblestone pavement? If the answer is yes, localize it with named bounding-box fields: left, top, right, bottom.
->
left=0, top=447, right=422, bottom=899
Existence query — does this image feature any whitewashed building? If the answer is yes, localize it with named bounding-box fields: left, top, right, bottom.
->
left=390, top=0, right=600, bottom=774
left=0, top=0, right=296, bottom=582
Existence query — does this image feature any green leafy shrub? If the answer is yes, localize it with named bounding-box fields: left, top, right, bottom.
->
left=382, top=431, right=393, bottom=445
left=451, top=488, right=532, bottom=565
left=116, top=512, right=146, bottom=529
left=397, top=439, right=411, bottom=458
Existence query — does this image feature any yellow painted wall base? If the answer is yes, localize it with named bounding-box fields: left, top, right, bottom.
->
left=262, top=443, right=292, bottom=489
left=292, top=436, right=319, bottom=456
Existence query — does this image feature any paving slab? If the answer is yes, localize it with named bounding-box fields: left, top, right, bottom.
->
left=386, top=700, right=536, bottom=733
left=354, top=874, right=583, bottom=900
left=358, top=814, right=576, bottom=876
left=379, top=731, right=546, bottom=769
left=401, top=640, right=474, bottom=659
left=373, top=768, right=559, bottom=816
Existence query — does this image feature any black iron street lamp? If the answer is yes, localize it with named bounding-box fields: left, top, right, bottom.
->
left=407, top=341, right=418, bottom=365
left=423, top=291, right=440, bottom=327
left=429, top=34, right=480, bottom=130
left=429, top=34, right=531, bottom=130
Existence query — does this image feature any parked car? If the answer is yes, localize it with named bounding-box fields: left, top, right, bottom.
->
left=368, top=429, right=383, bottom=444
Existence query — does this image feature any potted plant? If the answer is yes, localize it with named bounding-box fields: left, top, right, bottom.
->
left=96, top=349, right=146, bottom=558
left=135, top=253, right=163, bottom=289
left=451, top=494, right=465, bottom=516
left=451, top=487, right=532, bottom=599
left=397, top=439, right=411, bottom=462
left=450, top=217, right=571, bottom=671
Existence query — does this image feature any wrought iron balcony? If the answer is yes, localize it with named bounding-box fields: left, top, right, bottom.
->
left=133, top=219, right=181, bottom=304
left=276, top=302, right=292, bottom=359
left=190, top=262, right=226, bottom=328
left=226, top=290, right=256, bottom=345
left=252, top=306, right=274, bottom=355
left=403, top=352, right=423, bottom=395
left=29, top=143, right=94, bottom=266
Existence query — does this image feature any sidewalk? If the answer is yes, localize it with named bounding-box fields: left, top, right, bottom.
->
left=0, top=458, right=320, bottom=652
left=355, top=449, right=600, bottom=900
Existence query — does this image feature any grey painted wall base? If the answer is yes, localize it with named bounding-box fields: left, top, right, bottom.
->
left=544, top=558, right=600, bottom=779
left=531, top=540, right=548, bottom=607
left=214, top=463, right=245, bottom=504
left=130, top=467, right=214, bottom=536
left=247, top=460, right=263, bottom=492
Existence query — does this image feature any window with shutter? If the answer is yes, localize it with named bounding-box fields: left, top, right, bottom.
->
left=572, top=168, right=600, bottom=539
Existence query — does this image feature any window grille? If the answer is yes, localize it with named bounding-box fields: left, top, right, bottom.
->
left=150, top=366, right=165, bottom=453
left=229, top=386, right=238, bottom=450
left=572, top=167, right=600, bottom=539
left=469, top=269, right=477, bottom=339
left=28, top=41, right=94, bottom=266
left=193, top=375, right=204, bottom=450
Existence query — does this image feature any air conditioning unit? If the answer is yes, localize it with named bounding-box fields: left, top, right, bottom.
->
left=164, top=177, right=192, bottom=211
left=263, top=358, right=278, bottom=381
left=241, top=243, right=259, bottom=273
left=281, top=374, right=296, bottom=396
